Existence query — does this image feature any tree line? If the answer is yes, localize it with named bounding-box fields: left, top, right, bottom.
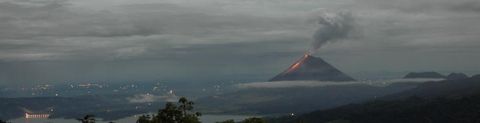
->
left=76, top=97, right=266, bottom=123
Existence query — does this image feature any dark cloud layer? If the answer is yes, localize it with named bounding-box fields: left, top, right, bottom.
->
left=0, top=0, right=480, bottom=85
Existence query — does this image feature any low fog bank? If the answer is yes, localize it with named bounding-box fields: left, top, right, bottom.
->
left=126, top=93, right=178, bottom=103
left=236, top=78, right=444, bottom=89
left=237, top=81, right=359, bottom=89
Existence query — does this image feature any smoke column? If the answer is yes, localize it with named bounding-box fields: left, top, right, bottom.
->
left=309, top=11, right=354, bottom=54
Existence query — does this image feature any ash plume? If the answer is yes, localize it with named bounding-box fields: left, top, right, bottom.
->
left=309, top=11, right=355, bottom=53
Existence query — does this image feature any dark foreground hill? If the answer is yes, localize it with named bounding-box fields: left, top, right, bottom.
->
left=270, top=94, right=480, bottom=123
left=269, top=75, right=480, bottom=123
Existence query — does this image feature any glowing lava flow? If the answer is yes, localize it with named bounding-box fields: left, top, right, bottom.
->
left=285, top=53, right=310, bottom=73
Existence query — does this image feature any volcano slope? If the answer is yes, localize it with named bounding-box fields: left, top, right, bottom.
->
left=269, top=54, right=355, bottom=82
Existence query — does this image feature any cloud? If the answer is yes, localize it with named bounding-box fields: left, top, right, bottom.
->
left=1, top=0, right=480, bottom=85
left=448, top=1, right=480, bottom=12
left=237, top=81, right=360, bottom=89
left=354, top=0, right=480, bottom=13
left=0, top=0, right=149, bottom=38
left=114, top=47, right=147, bottom=59
left=0, top=0, right=312, bottom=62
left=236, top=78, right=444, bottom=89
left=126, top=93, right=178, bottom=103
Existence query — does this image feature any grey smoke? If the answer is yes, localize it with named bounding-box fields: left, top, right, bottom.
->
left=310, top=11, right=355, bottom=52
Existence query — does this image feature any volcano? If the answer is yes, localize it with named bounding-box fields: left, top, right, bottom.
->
left=269, top=54, right=355, bottom=82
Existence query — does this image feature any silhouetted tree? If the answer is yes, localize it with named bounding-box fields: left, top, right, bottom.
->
left=242, top=117, right=266, bottom=123
left=0, top=120, right=7, bottom=123
left=179, top=97, right=194, bottom=117
left=157, top=102, right=182, bottom=123
left=137, top=97, right=202, bottom=123
left=137, top=115, right=152, bottom=123
left=77, top=114, right=96, bottom=123
left=178, top=97, right=201, bottom=123
left=326, top=119, right=350, bottom=123
left=216, top=119, right=235, bottom=123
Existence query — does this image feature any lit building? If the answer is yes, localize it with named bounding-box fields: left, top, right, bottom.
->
left=25, top=112, right=50, bottom=119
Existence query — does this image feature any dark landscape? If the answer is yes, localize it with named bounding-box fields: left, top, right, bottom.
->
left=1, top=0, right=480, bottom=123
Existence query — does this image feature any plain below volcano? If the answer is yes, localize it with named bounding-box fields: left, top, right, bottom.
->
left=269, top=54, right=355, bottom=82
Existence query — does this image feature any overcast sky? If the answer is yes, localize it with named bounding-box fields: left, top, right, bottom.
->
left=1, top=0, right=480, bottom=86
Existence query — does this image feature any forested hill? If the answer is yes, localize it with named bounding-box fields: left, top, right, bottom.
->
left=270, top=93, right=480, bottom=123
left=270, top=75, right=480, bottom=123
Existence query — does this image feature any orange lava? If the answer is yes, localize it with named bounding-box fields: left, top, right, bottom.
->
left=288, top=62, right=301, bottom=72
left=285, top=53, right=310, bottom=73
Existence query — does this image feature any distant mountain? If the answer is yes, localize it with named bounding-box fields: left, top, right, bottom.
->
left=446, top=72, right=469, bottom=80
left=403, top=72, right=445, bottom=79
left=269, top=54, right=355, bottom=82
